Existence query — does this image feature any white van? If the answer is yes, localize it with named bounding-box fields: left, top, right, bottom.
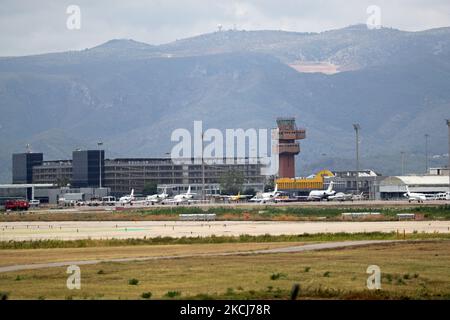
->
left=29, top=199, right=40, bottom=207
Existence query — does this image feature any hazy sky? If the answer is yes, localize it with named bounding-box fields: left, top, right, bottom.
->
left=1, top=0, right=449, bottom=56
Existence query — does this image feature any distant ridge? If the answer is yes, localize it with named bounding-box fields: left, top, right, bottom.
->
left=0, top=25, right=449, bottom=182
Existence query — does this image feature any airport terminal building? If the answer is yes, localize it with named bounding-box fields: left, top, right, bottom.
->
left=10, top=150, right=267, bottom=201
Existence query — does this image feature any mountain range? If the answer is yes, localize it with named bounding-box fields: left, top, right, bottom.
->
left=1, top=24, right=450, bottom=182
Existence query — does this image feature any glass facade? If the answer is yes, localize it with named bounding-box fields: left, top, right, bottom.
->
left=72, top=150, right=105, bottom=187
left=12, top=153, right=43, bottom=184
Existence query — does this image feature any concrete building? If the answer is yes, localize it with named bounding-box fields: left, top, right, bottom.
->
left=104, top=157, right=265, bottom=195
left=72, top=150, right=104, bottom=188
left=32, top=160, right=72, bottom=185
left=12, top=152, right=43, bottom=184
left=379, top=175, right=450, bottom=200
left=429, top=167, right=449, bottom=176
left=276, top=118, right=306, bottom=178
left=324, top=170, right=384, bottom=200
left=17, top=151, right=266, bottom=197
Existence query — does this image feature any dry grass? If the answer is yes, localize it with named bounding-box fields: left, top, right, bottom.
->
left=0, top=241, right=449, bottom=300
left=0, top=242, right=303, bottom=266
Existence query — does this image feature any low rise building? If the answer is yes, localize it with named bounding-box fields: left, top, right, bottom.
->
left=379, top=175, right=450, bottom=200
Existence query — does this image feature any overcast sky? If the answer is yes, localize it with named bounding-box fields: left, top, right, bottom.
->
left=1, top=0, right=449, bottom=56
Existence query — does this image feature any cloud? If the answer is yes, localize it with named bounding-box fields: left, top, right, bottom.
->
left=0, top=0, right=449, bottom=56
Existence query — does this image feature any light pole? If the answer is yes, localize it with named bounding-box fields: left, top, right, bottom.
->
left=97, top=141, right=103, bottom=189
left=425, top=134, right=429, bottom=174
left=353, top=124, right=360, bottom=193
left=446, top=120, right=450, bottom=194
left=201, top=132, right=205, bottom=201
left=401, top=151, right=406, bottom=176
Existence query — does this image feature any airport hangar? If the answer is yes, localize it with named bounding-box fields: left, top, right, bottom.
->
left=379, top=174, right=450, bottom=200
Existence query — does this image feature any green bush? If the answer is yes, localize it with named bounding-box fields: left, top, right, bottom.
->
left=323, top=271, right=331, bottom=277
left=270, top=272, right=286, bottom=280
left=0, top=292, right=9, bottom=300
left=128, top=278, right=139, bottom=285
left=165, top=291, right=181, bottom=298
left=141, top=292, right=152, bottom=299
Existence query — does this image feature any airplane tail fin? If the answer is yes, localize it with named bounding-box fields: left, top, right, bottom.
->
left=187, top=185, right=191, bottom=194
left=131, top=189, right=134, bottom=197
left=405, top=185, right=410, bottom=194
left=163, top=187, right=167, bottom=194
left=274, top=184, right=278, bottom=193
left=327, top=181, right=334, bottom=193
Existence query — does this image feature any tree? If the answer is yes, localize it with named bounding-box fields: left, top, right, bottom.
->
left=264, top=176, right=276, bottom=192
left=142, top=181, right=158, bottom=195
left=56, top=177, right=70, bottom=187
left=219, top=169, right=244, bottom=195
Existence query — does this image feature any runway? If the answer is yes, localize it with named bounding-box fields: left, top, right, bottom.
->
left=1, top=220, right=449, bottom=241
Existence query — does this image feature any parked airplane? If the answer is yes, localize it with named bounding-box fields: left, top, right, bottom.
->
left=250, top=184, right=280, bottom=203
left=352, top=192, right=365, bottom=201
left=170, top=186, right=196, bottom=204
left=403, top=186, right=427, bottom=203
left=328, top=192, right=353, bottom=202
left=308, top=182, right=336, bottom=201
left=119, top=189, right=135, bottom=205
left=219, top=192, right=252, bottom=202
left=146, top=187, right=169, bottom=204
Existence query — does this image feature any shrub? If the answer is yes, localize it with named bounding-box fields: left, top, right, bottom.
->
left=225, top=288, right=234, bottom=296
left=383, top=274, right=393, bottom=283
left=304, top=267, right=311, bottom=273
left=165, top=291, right=181, bottom=298
left=323, top=271, right=331, bottom=277
left=141, top=292, right=152, bottom=299
left=128, top=278, right=139, bottom=285
left=270, top=273, right=286, bottom=280
left=0, top=292, right=9, bottom=300
left=97, top=270, right=105, bottom=275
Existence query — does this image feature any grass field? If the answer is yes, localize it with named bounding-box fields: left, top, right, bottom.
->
left=1, top=232, right=450, bottom=249
left=1, top=241, right=449, bottom=300
left=0, top=242, right=304, bottom=266
left=1, top=204, right=450, bottom=222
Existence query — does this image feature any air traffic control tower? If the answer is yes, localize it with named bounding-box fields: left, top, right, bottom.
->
left=277, top=117, right=306, bottom=178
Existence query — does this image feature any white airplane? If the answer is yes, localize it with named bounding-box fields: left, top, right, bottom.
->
left=328, top=192, right=353, bottom=202
left=352, top=192, right=365, bottom=201
left=250, top=184, right=280, bottom=203
left=308, top=182, right=336, bottom=201
left=403, top=186, right=427, bottom=203
left=146, top=187, right=169, bottom=204
left=119, top=189, right=135, bottom=205
left=170, top=186, right=196, bottom=204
